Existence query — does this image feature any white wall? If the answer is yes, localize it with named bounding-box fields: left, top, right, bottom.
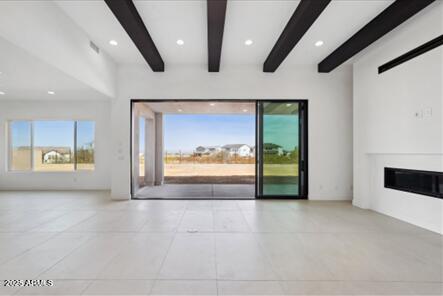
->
left=0, top=100, right=111, bottom=190
left=0, top=0, right=116, bottom=98
left=353, top=2, right=443, bottom=233
left=111, top=64, right=353, bottom=200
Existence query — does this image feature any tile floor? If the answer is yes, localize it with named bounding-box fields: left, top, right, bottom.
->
left=0, top=191, right=441, bottom=295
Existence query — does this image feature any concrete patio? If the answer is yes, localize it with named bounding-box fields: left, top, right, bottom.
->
left=135, top=184, right=255, bottom=199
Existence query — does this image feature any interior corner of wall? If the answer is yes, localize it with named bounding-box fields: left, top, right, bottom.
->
left=110, top=191, right=131, bottom=201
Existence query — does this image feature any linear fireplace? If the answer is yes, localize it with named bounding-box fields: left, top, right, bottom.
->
left=385, top=167, right=443, bottom=199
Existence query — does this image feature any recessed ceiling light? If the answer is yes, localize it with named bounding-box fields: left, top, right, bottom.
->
left=48, top=91, right=55, bottom=95
left=242, top=109, right=248, bottom=112
left=0, top=91, right=5, bottom=95
left=244, top=39, right=253, bottom=46
left=315, top=40, right=324, bottom=47
left=109, top=40, right=118, bottom=46
left=178, top=109, right=183, bottom=112
left=176, top=39, right=184, bottom=46
left=209, top=103, right=216, bottom=106
left=286, top=103, right=292, bottom=107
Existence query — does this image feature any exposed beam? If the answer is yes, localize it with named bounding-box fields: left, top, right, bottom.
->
left=378, top=34, right=443, bottom=74
left=207, top=0, right=227, bottom=72
left=318, top=0, right=435, bottom=73
left=263, top=0, right=331, bottom=72
left=105, top=0, right=164, bottom=72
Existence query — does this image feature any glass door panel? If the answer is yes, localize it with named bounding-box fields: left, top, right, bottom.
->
left=257, top=101, right=307, bottom=198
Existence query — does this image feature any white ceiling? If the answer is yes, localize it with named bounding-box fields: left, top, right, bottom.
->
left=0, top=36, right=107, bottom=101
left=56, top=0, right=395, bottom=68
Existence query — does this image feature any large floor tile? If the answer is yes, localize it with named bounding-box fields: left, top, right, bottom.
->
left=0, top=233, right=92, bottom=279
left=332, top=232, right=442, bottom=281
left=215, top=234, right=278, bottom=280
left=213, top=210, right=250, bottom=232
left=0, top=232, right=56, bottom=264
left=241, top=211, right=291, bottom=233
left=341, top=281, right=443, bottom=295
left=150, top=280, right=217, bottom=295
left=158, top=234, right=216, bottom=279
left=178, top=210, right=214, bottom=232
left=0, top=282, right=21, bottom=295
left=140, top=210, right=183, bottom=232
left=82, top=280, right=153, bottom=295
left=65, top=212, right=125, bottom=232
left=132, top=200, right=188, bottom=212
left=30, top=211, right=97, bottom=232
left=255, top=233, right=335, bottom=280
left=218, top=280, right=284, bottom=295
left=16, top=280, right=90, bottom=295
left=41, top=234, right=132, bottom=279
left=212, top=200, right=240, bottom=210
left=280, top=280, right=345, bottom=295
left=66, top=212, right=148, bottom=232
left=98, top=234, right=173, bottom=279
left=237, top=200, right=293, bottom=212
left=0, top=211, right=68, bottom=232
left=185, top=200, right=214, bottom=210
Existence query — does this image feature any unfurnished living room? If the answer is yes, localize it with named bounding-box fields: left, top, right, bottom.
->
left=0, top=0, right=442, bottom=295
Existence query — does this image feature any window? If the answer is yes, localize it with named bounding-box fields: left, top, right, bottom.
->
left=9, top=121, right=32, bottom=171
left=8, top=120, right=95, bottom=172
left=76, top=121, right=95, bottom=170
left=34, top=121, right=75, bottom=171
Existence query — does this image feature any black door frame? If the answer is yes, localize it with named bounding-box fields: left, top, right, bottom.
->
left=130, top=99, right=308, bottom=200
left=255, top=100, right=308, bottom=199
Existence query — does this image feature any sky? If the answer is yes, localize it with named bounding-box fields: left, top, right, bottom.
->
left=163, top=114, right=255, bottom=153
left=11, top=121, right=94, bottom=148
left=10, top=115, right=297, bottom=153
left=139, top=114, right=299, bottom=153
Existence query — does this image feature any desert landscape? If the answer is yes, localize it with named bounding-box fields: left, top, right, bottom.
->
left=11, top=147, right=94, bottom=171
left=139, top=154, right=298, bottom=184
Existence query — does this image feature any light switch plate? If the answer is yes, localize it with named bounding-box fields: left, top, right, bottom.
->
left=424, top=107, right=432, bottom=117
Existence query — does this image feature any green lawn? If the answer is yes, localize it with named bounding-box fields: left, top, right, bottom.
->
left=263, top=163, right=299, bottom=176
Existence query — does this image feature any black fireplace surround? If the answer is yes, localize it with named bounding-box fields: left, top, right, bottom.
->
left=385, top=167, right=443, bottom=199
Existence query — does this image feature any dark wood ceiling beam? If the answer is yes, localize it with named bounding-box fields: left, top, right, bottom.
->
left=207, top=0, right=227, bottom=72
left=263, top=0, right=331, bottom=72
left=105, top=0, right=164, bottom=72
left=318, top=0, right=435, bottom=73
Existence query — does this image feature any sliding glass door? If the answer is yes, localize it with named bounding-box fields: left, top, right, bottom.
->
left=256, top=101, right=308, bottom=198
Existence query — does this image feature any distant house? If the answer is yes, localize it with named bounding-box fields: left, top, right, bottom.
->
left=194, top=146, right=222, bottom=156
left=42, top=148, right=71, bottom=163
left=263, top=143, right=284, bottom=155
left=195, top=146, right=207, bottom=155
left=222, top=144, right=253, bottom=157
left=194, top=144, right=253, bottom=157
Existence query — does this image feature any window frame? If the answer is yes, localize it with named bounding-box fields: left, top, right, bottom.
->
left=7, top=120, right=33, bottom=172
left=7, top=119, right=95, bottom=173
